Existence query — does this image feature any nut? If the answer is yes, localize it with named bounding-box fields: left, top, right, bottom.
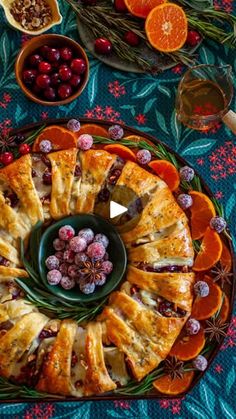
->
left=10, top=0, right=52, bottom=31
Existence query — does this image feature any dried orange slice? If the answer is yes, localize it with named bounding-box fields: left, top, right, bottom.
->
left=169, top=328, right=205, bottom=361
left=145, top=4, right=188, bottom=52
left=193, top=227, right=222, bottom=272
left=124, top=0, right=166, bottom=19
left=78, top=124, right=108, bottom=137
left=148, top=160, right=180, bottom=191
left=220, top=241, right=232, bottom=272
left=191, top=276, right=222, bottom=320
left=189, top=191, right=216, bottom=240
left=153, top=371, right=194, bottom=395
left=219, top=294, right=230, bottom=324
left=103, top=144, right=136, bottom=162
left=32, top=125, right=77, bottom=151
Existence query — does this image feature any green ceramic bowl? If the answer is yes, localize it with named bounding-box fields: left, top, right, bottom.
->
left=38, top=214, right=127, bottom=303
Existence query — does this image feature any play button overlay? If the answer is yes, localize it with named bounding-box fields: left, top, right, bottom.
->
left=110, top=201, right=127, bottom=219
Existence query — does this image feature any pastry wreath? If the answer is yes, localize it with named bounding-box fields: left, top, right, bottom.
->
left=0, top=148, right=194, bottom=396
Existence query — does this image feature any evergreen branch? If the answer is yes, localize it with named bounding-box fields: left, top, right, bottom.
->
left=0, top=377, right=63, bottom=400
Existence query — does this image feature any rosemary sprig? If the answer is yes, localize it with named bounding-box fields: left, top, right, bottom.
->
left=193, top=239, right=201, bottom=253
left=13, top=125, right=46, bottom=159
left=0, top=377, right=63, bottom=400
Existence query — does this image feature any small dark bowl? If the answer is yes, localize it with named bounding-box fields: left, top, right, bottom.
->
left=15, top=34, right=89, bottom=106
left=38, top=214, right=127, bottom=303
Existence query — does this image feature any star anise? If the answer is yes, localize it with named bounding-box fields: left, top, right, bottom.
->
left=211, top=262, right=233, bottom=288
left=0, top=133, right=15, bottom=153
left=79, top=260, right=104, bottom=283
left=205, top=318, right=229, bottom=343
left=164, top=356, right=184, bottom=380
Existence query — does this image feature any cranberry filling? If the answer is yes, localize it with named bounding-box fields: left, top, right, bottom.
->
left=108, top=169, right=122, bottom=185
left=137, top=263, right=189, bottom=273
left=31, top=168, right=37, bottom=178
left=98, top=187, right=110, bottom=203
left=42, top=170, right=52, bottom=185
left=39, top=329, right=58, bottom=339
left=3, top=191, right=19, bottom=208
left=75, top=379, right=83, bottom=388
left=74, top=164, right=81, bottom=177
left=0, top=256, right=10, bottom=267
left=97, top=161, right=124, bottom=203
left=41, top=154, right=52, bottom=168
left=13, top=358, right=38, bottom=387
left=40, top=193, right=51, bottom=204
left=71, top=351, right=78, bottom=368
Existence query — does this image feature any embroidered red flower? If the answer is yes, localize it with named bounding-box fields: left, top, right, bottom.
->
left=135, top=114, right=146, bottom=125
left=41, top=112, right=48, bottom=120
left=215, top=191, right=223, bottom=199
left=214, top=0, right=233, bottom=13
left=172, top=64, right=184, bottom=74
left=214, top=364, right=223, bottom=373
left=221, top=316, right=236, bottom=350
left=209, top=141, right=236, bottom=181
left=197, top=158, right=204, bottom=166
left=114, top=400, right=130, bottom=409
left=108, top=80, right=126, bottom=98
left=84, top=106, right=123, bottom=123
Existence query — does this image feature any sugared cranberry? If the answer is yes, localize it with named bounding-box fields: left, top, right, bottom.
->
left=61, top=276, right=76, bottom=289
left=38, top=61, right=52, bottom=74
left=77, top=134, right=93, bottom=150
left=44, top=87, right=56, bottom=101
left=47, top=269, right=62, bottom=285
left=136, top=149, right=152, bottom=165
left=0, top=152, right=14, bottom=166
left=94, top=233, right=109, bottom=249
left=59, top=65, right=72, bottom=81
left=101, top=261, right=113, bottom=274
left=59, top=262, right=69, bottom=275
left=29, top=54, right=42, bottom=67
left=78, top=228, right=94, bottom=244
left=94, top=38, right=112, bottom=55
left=60, top=47, right=73, bottom=61
left=70, top=58, right=86, bottom=75
left=59, top=225, right=75, bottom=241
left=46, top=255, right=60, bottom=270
left=69, top=237, right=87, bottom=253
left=42, top=170, right=52, bottom=185
left=36, top=74, right=51, bottom=89
left=23, top=69, right=37, bottom=85
left=39, top=139, right=52, bottom=153
left=53, top=238, right=66, bottom=251
left=19, top=143, right=31, bottom=155
left=47, top=48, right=60, bottom=62
left=50, top=73, right=61, bottom=87
left=87, top=242, right=105, bottom=260
left=58, top=83, right=72, bottom=99
left=68, top=264, right=79, bottom=278
left=124, top=31, right=140, bottom=47
left=114, top=0, right=128, bottom=12
left=70, top=74, right=81, bottom=88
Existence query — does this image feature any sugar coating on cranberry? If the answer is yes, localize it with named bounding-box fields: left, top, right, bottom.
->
left=69, top=236, right=87, bottom=253
left=54, top=251, right=64, bottom=261
left=94, top=272, right=106, bottom=286
left=179, top=166, right=195, bottom=182
left=77, top=134, right=93, bottom=151
left=177, top=194, right=193, bottom=209
left=74, top=252, right=89, bottom=265
left=210, top=216, right=227, bottom=233
left=68, top=264, right=79, bottom=278
left=39, top=140, right=52, bottom=153
left=79, top=279, right=95, bottom=294
left=61, top=276, right=76, bottom=290
left=136, top=149, right=152, bottom=165
left=101, top=260, right=113, bottom=274
left=194, top=281, right=209, bottom=297
left=87, top=242, right=106, bottom=260
left=108, top=124, right=124, bottom=140
left=47, top=269, right=62, bottom=285
left=59, top=225, right=75, bottom=241
left=63, top=249, right=75, bottom=264
left=193, top=355, right=208, bottom=371
left=59, top=262, right=69, bottom=275
left=67, top=119, right=81, bottom=133
left=186, top=318, right=201, bottom=335
left=53, top=238, right=66, bottom=251
left=78, top=228, right=94, bottom=244
left=45, top=255, right=60, bottom=270
left=94, top=233, right=109, bottom=249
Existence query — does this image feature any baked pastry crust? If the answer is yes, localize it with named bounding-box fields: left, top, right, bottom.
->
left=0, top=266, right=28, bottom=278
left=0, top=237, right=20, bottom=265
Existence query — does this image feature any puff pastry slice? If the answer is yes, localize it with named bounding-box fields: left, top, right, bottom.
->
left=0, top=299, right=37, bottom=324
left=0, top=266, right=28, bottom=278
left=127, top=266, right=194, bottom=311
left=0, top=312, right=48, bottom=377
left=84, top=322, right=116, bottom=395
left=0, top=236, right=20, bottom=265
left=36, top=319, right=77, bottom=395
left=0, top=192, right=28, bottom=239
left=75, top=150, right=116, bottom=213
left=48, top=149, right=77, bottom=219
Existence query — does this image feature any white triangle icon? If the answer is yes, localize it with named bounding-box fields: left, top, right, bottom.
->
left=110, top=200, right=127, bottom=219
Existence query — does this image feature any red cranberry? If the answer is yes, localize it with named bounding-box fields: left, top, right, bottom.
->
left=44, top=87, right=56, bottom=101
left=94, top=38, right=112, bottom=55
left=23, top=69, right=37, bottom=85
left=39, top=329, right=57, bottom=339
left=39, top=45, right=50, bottom=58
left=47, top=48, right=60, bottom=62
left=114, top=0, right=128, bottom=12
left=51, top=73, right=61, bottom=87
left=36, top=74, right=51, bottom=89
left=58, top=83, right=72, bottom=99
left=5, top=192, right=19, bottom=208
left=19, top=143, right=31, bottom=155
left=70, top=74, right=81, bottom=88
left=38, top=61, right=52, bottom=74
left=186, top=30, right=202, bottom=47
left=29, top=54, right=42, bottom=67
left=60, top=47, right=73, bottom=61
left=70, top=58, right=86, bottom=75
left=42, top=170, right=52, bottom=185
left=124, top=31, right=140, bottom=47
left=1, top=152, right=14, bottom=165
left=59, top=65, right=72, bottom=81
left=41, top=154, right=52, bottom=168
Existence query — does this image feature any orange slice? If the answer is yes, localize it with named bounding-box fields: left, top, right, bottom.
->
left=191, top=276, right=222, bottom=320
left=153, top=372, right=194, bottom=395
left=145, top=4, right=188, bottom=52
left=124, top=0, right=166, bottom=19
left=103, top=144, right=136, bottom=162
left=32, top=125, right=77, bottom=152
left=220, top=241, right=232, bottom=272
left=189, top=191, right=216, bottom=240
left=78, top=124, right=108, bottom=137
left=219, top=294, right=230, bottom=324
left=193, top=227, right=222, bottom=272
left=169, top=328, right=205, bottom=361
left=148, top=159, right=180, bottom=191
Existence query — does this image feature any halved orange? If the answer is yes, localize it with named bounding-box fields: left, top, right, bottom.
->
left=103, top=144, right=136, bottom=162
left=148, top=160, right=180, bottom=191
left=32, top=125, right=77, bottom=151
left=219, top=294, right=230, bottom=324
left=169, top=328, right=205, bottom=361
left=191, top=276, right=222, bottom=320
left=220, top=241, right=232, bottom=272
left=193, top=227, right=222, bottom=272
left=124, top=0, right=166, bottom=19
left=145, top=4, right=188, bottom=52
left=153, top=371, right=194, bottom=395
left=189, top=191, right=216, bottom=240
left=78, top=124, right=108, bottom=137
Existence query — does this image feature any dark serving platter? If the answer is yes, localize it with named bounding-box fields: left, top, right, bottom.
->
left=1, top=118, right=235, bottom=403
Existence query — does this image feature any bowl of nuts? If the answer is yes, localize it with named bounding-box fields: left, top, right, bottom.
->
left=0, top=0, right=62, bottom=35
left=15, top=34, right=89, bottom=105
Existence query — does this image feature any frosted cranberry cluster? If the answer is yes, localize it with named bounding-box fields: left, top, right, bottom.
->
left=45, top=225, right=113, bottom=294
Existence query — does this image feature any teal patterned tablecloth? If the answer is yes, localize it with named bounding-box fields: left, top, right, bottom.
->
left=0, top=0, right=235, bottom=418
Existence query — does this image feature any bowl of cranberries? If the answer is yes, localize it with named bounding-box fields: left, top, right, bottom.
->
left=38, top=214, right=127, bottom=302
left=15, top=34, right=89, bottom=106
